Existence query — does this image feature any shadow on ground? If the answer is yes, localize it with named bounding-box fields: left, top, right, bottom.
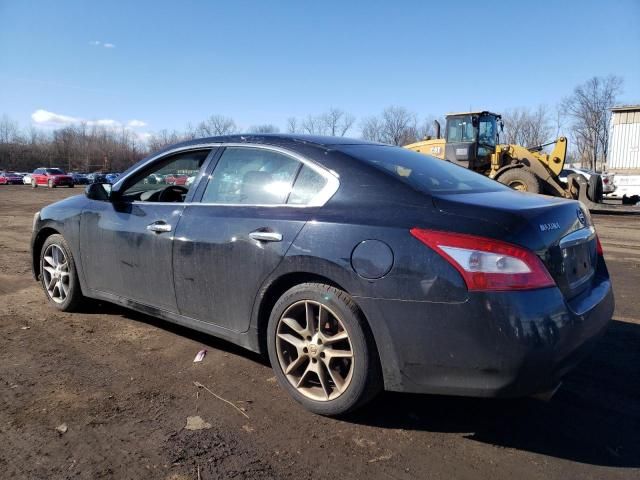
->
left=82, top=301, right=640, bottom=469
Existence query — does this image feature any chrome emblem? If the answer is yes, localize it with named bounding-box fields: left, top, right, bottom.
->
left=539, top=222, right=561, bottom=232
left=577, top=209, right=586, bottom=225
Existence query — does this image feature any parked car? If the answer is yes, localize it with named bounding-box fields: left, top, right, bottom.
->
left=31, top=168, right=74, bottom=188
left=31, top=135, right=614, bottom=416
left=71, top=173, right=91, bottom=185
left=0, top=171, right=25, bottom=185
left=165, top=173, right=189, bottom=186
left=105, top=172, right=120, bottom=184
left=22, top=174, right=32, bottom=185
left=559, top=167, right=615, bottom=194
left=143, top=173, right=166, bottom=185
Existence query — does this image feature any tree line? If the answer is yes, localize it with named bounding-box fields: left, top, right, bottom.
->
left=0, top=75, right=624, bottom=173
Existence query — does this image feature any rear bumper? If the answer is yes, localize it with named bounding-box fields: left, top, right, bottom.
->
left=355, top=277, right=614, bottom=397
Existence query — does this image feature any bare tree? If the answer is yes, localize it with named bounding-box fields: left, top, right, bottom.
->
left=561, top=75, right=623, bottom=170
left=286, top=117, right=299, bottom=134
left=147, top=129, right=186, bottom=153
left=247, top=124, right=280, bottom=134
left=361, top=106, right=417, bottom=146
left=360, top=116, right=385, bottom=142
left=0, top=115, right=146, bottom=172
left=194, top=115, right=237, bottom=137
left=291, top=109, right=356, bottom=136
left=320, top=108, right=356, bottom=136
left=417, top=115, right=446, bottom=140
left=301, top=114, right=324, bottom=135
left=502, top=105, right=552, bottom=147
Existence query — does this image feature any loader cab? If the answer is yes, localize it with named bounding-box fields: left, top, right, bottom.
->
left=444, top=111, right=502, bottom=172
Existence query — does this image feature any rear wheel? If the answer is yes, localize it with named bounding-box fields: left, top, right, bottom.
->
left=40, top=234, right=85, bottom=311
left=588, top=174, right=603, bottom=203
left=498, top=168, right=541, bottom=194
left=267, top=283, right=382, bottom=416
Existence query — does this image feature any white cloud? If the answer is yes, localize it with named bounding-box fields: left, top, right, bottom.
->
left=90, top=118, right=119, bottom=128
left=127, top=119, right=147, bottom=128
left=31, top=109, right=80, bottom=126
left=89, top=40, right=115, bottom=48
left=31, top=109, right=148, bottom=133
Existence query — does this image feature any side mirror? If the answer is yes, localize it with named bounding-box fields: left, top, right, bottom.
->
left=85, top=182, right=112, bottom=201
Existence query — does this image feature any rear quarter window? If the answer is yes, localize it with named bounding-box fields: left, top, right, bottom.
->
left=340, top=145, right=508, bottom=195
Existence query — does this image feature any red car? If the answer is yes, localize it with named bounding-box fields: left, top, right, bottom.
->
left=164, top=174, right=189, bottom=186
left=0, top=172, right=24, bottom=185
left=31, top=168, right=74, bottom=188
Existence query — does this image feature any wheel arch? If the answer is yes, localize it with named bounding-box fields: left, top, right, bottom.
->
left=32, top=226, right=61, bottom=279
left=253, top=270, right=381, bottom=367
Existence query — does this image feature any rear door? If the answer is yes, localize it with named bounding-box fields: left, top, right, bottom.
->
left=173, top=145, right=335, bottom=332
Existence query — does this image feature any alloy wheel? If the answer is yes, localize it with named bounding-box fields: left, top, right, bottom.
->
left=42, top=244, right=70, bottom=304
left=275, top=300, right=354, bottom=401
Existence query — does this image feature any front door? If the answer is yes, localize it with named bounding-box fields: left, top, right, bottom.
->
left=80, top=148, right=214, bottom=311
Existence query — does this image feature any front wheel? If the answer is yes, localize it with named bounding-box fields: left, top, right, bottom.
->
left=48, top=179, right=55, bottom=188
left=31, top=180, right=37, bottom=188
left=498, top=168, right=541, bottom=194
left=267, top=283, right=382, bottom=416
left=40, top=234, right=85, bottom=311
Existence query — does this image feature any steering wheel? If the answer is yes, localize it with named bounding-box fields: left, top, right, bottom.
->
left=157, top=185, right=188, bottom=202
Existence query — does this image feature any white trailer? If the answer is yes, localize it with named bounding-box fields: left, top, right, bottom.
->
left=607, top=105, right=640, bottom=200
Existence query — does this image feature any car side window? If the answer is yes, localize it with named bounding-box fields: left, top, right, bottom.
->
left=201, top=147, right=301, bottom=205
left=119, top=149, right=211, bottom=203
left=287, top=165, right=328, bottom=205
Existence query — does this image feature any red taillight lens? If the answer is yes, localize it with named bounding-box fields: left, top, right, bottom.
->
left=596, top=235, right=604, bottom=256
left=410, top=228, right=555, bottom=291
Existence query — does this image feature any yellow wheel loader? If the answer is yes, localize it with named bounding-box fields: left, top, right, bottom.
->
left=405, top=111, right=604, bottom=204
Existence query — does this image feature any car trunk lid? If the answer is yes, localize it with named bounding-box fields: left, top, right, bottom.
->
left=432, top=190, right=598, bottom=299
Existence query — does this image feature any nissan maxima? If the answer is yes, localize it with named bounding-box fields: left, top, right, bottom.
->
left=31, top=135, right=614, bottom=415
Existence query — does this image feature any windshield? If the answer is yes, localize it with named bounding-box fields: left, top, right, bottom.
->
left=446, top=115, right=475, bottom=143
left=46, top=168, right=65, bottom=175
left=340, top=145, right=508, bottom=195
left=478, top=115, right=497, bottom=147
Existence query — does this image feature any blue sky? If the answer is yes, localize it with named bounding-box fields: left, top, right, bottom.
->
left=1, top=0, right=638, bottom=138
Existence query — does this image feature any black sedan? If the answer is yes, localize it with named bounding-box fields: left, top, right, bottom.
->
left=31, top=135, right=614, bottom=415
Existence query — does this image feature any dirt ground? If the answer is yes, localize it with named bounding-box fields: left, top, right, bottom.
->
left=1, top=185, right=639, bottom=480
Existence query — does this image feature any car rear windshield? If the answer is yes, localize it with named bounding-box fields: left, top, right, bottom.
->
left=340, top=145, right=508, bottom=195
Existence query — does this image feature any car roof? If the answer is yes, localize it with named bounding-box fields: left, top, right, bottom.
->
left=165, top=134, right=385, bottom=151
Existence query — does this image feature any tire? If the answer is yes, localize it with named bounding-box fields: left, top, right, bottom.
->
left=48, top=179, right=55, bottom=189
left=497, top=168, right=541, bottom=194
left=31, top=180, right=37, bottom=188
left=267, top=283, right=382, bottom=416
left=40, top=234, right=85, bottom=312
left=587, top=174, right=603, bottom=203
left=68, top=183, right=74, bottom=188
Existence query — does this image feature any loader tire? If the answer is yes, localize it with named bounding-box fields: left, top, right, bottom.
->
left=588, top=175, right=603, bottom=203
left=498, top=168, right=541, bottom=194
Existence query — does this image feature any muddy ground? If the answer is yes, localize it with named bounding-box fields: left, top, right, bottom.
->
left=1, top=185, right=638, bottom=480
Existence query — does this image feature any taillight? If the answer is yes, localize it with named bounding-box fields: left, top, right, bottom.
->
left=410, top=228, right=555, bottom=291
left=596, top=235, right=604, bottom=256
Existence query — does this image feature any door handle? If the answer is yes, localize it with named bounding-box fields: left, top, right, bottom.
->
left=249, top=230, right=283, bottom=242
left=147, top=222, right=172, bottom=233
